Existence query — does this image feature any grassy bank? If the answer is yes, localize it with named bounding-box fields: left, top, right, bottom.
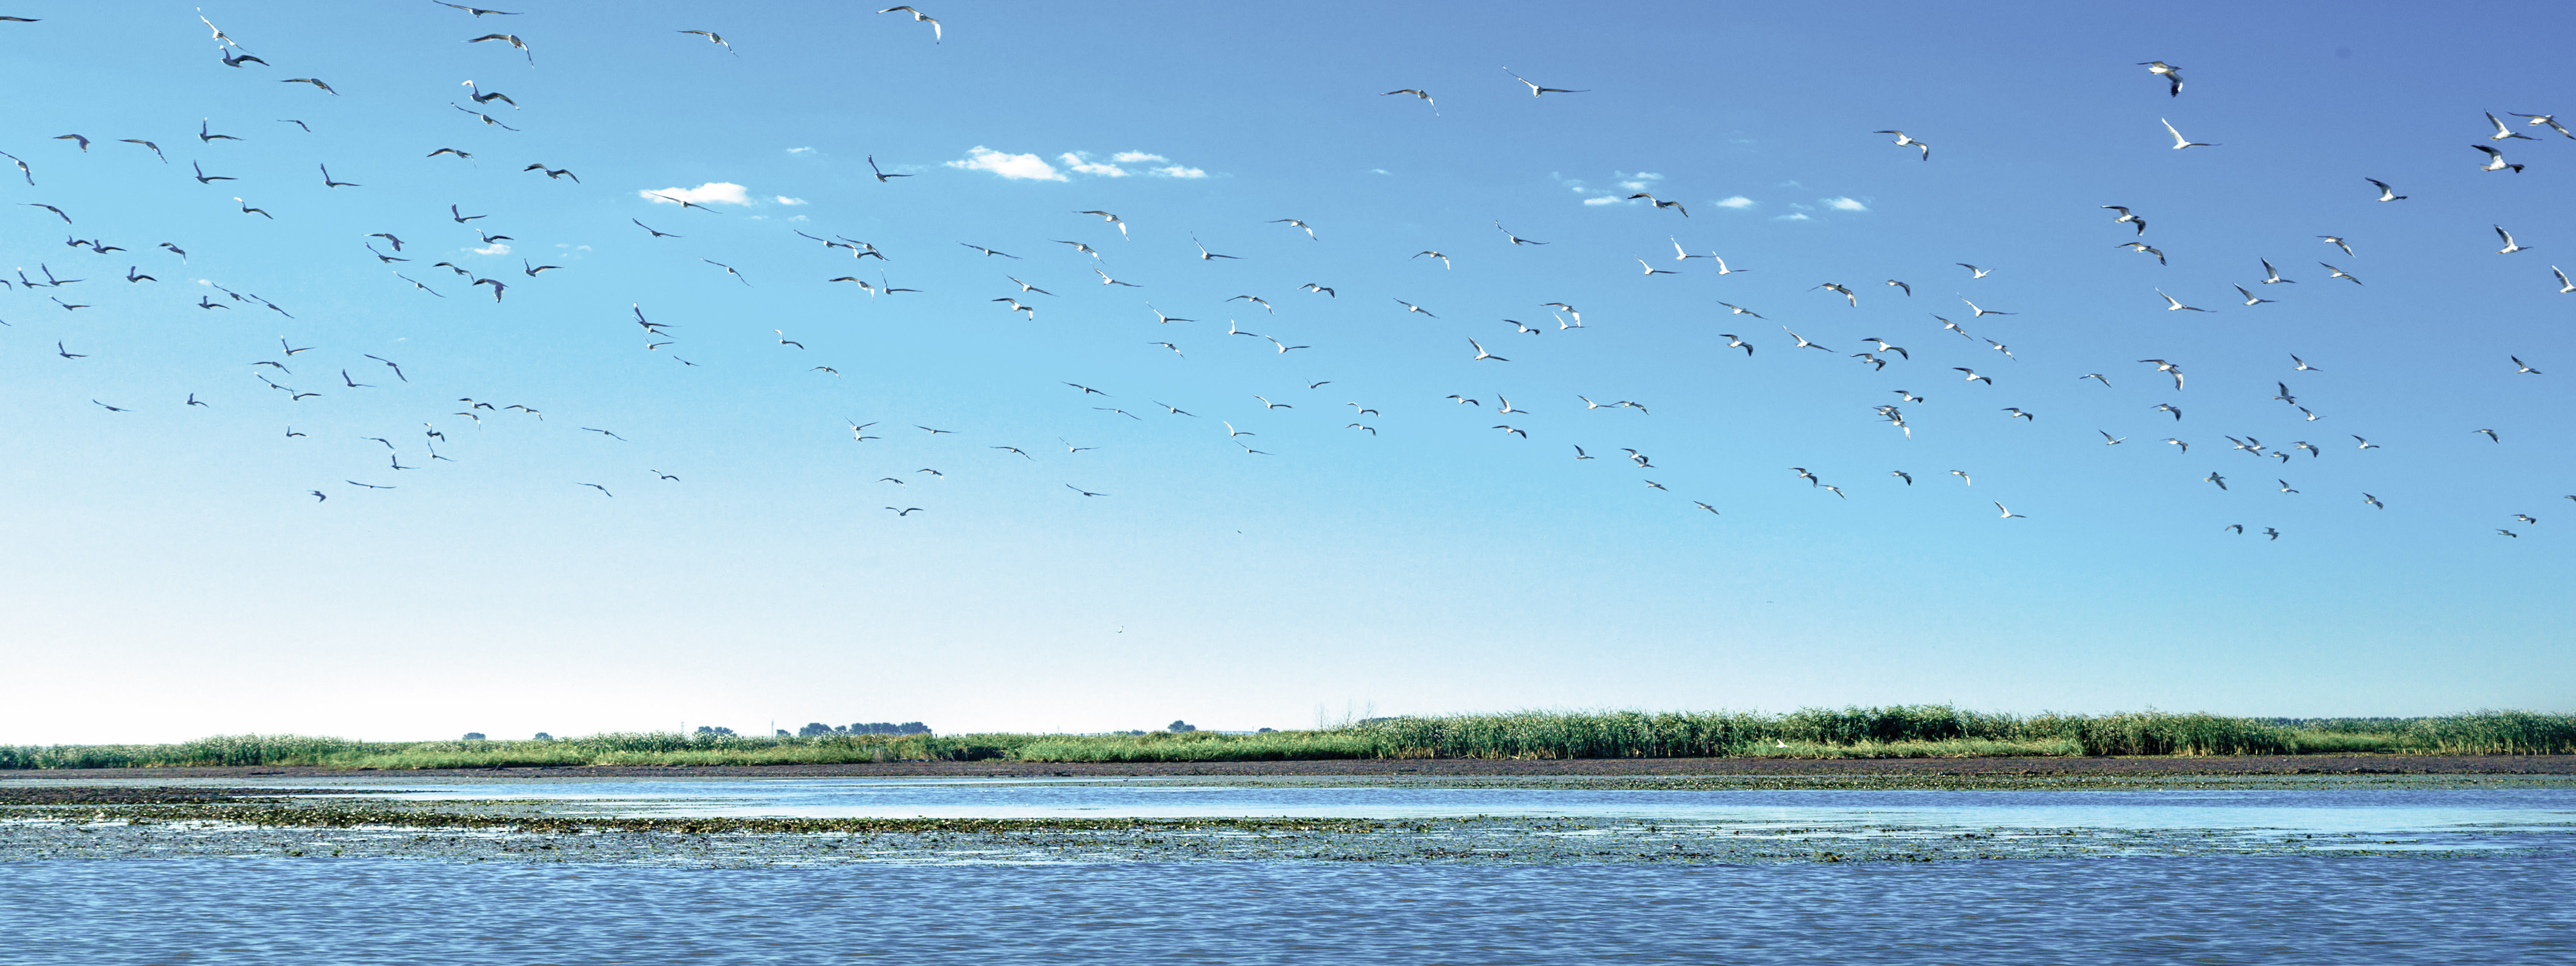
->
left=4, top=709, right=2570, bottom=770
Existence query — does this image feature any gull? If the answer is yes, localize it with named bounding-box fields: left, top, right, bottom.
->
left=1008, top=275, right=1054, bottom=296
left=54, top=133, right=88, bottom=152
left=1956, top=264, right=1990, bottom=279
left=1222, top=421, right=1254, bottom=437
left=631, top=219, right=680, bottom=238
left=1093, top=267, right=1139, bottom=287
left=2233, top=285, right=2274, bottom=306
left=435, top=2, right=521, bottom=14
left=1569, top=445, right=1595, bottom=461
left=646, top=192, right=716, bottom=212
left=1254, top=395, right=1292, bottom=410
left=282, top=77, right=338, bottom=95
left=2136, top=359, right=2185, bottom=390
left=2081, top=373, right=2111, bottom=386
left=1671, top=239, right=1706, bottom=261
left=879, top=6, right=942, bottom=42
left=1785, top=328, right=1832, bottom=352
left=2, top=150, right=28, bottom=185
left=2140, top=61, right=2182, bottom=96
left=1493, top=425, right=1527, bottom=438
left=1503, top=67, right=1586, bottom=97
left=2205, top=471, right=2227, bottom=490
left=1718, top=302, right=1763, bottom=319
left=365, top=354, right=406, bottom=381
left=2292, top=441, right=2319, bottom=457
left=474, top=277, right=506, bottom=301
left=1543, top=303, right=1581, bottom=324
left=1270, top=218, right=1319, bottom=239
left=2102, top=206, right=2147, bottom=235
left=1505, top=319, right=1542, bottom=334
left=2495, top=225, right=2531, bottom=254
left=2319, top=235, right=2353, bottom=256
left=2100, top=431, right=2126, bottom=445
left=2516, top=514, right=2539, bottom=524
left=54, top=341, right=85, bottom=358
left=522, top=259, right=560, bottom=277
left=1953, top=367, right=1992, bottom=384
left=1155, top=401, right=1197, bottom=417
left=1873, top=130, right=1930, bottom=160
left=2155, top=403, right=2182, bottom=420
left=959, top=243, right=1017, bottom=259
left=1625, top=194, right=1688, bottom=216
left=1891, top=470, right=1914, bottom=485
left=462, top=81, right=515, bottom=107
left=2556, top=266, right=2574, bottom=293
left=1886, top=279, right=1912, bottom=296
left=1059, top=437, right=1099, bottom=453
left=1299, top=283, right=1337, bottom=298
left=1096, top=407, right=1141, bottom=420
left=1894, top=390, right=1924, bottom=403
left=774, top=330, right=803, bottom=349
left=523, top=165, right=578, bottom=181
left=2509, top=112, right=2573, bottom=138
left=2498, top=528, right=2522, bottom=538
left=1075, top=210, right=1128, bottom=239
left=1498, top=396, right=1525, bottom=414
left=2261, top=258, right=2295, bottom=283
left=2486, top=111, right=2537, bottom=141
left=119, top=139, right=166, bottom=163
left=1995, top=501, right=2025, bottom=520
left=346, top=480, right=393, bottom=490
left=677, top=30, right=733, bottom=53
left=828, top=277, right=878, bottom=297
left=1792, top=467, right=1819, bottom=487
left=1066, top=484, right=1109, bottom=497
left=2477, top=428, right=2504, bottom=443
left=1380, top=89, right=1436, bottom=115
left=2156, top=289, right=2208, bottom=312
left=2512, top=356, right=2542, bottom=375
left=1694, top=502, right=1721, bottom=515
left=234, top=198, right=271, bottom=219
left=2264, top=528, right=2281, bottom=541
left=1348, top=402, right=1378, bottom=416
left=1984, top=338, right=2015, bottom=360
left=2360, top=179, right=2418, bottom=206
left=2161, top=118, right=2216, bottom=149
left=2278, top=479, right=2299, bottom=494
left=996, top=298, right=1036, bottom=319
left=1821, top=485, right=1846, bottom=499
left=1397, top=299, right=1438, bottom=318
left=1625, top=449, right=1652, bottom=468
left=190, top=161, right=233, bottom=184
left=1813, top=282, right=1856, bottom=306
left=1145, top=304, right=1194, bottom=324
left=1710, top=254, right=1748, bottom=275
left=466, top=33, right=533, bottom=64
left=1960, top=297, right=2013, bottom=317
left=917, top=425, right=954, bottom=434
left=2471, top=144, right=2524, bottom=173
left=1468, top=338, right=1508, bottom=362
left=1413, top=250, right=1451, bottom=269
left=1263, top=336, right=1309, bottom=354
left=219, top=49, right=266, bottom=68
left=1497, top=223, right=1549, bottom=245
left=1853, top=352, right=1889, bottom=371
left=2273, top=382, right=2297, bottom=404
left=1064, top=383, right=1109, bottom=396
left=2286, top=355, right=2320, bottom=373
left=1719, top=333, right=1752, bottom=356
left=814, top=366, right=841, bottom=375
left=1226, top=320, right=1260, bottom=338
left=2165, top=438, right=2189, bottom=454
left=2118, top=241, right=2167, bottom=265
left=990, top=445, right=1032, bottom=460
left=125, top=266, right=155, bottom=282
left=319, top=164, right=359, bottom=187
left=1191, top=235, right=1242, bottom=260
left=2319, top=262, right=2362, bottom=285
left=2001, top=407, right=2034, bottom=421
left=1637, top=258, right=1679, bottom=275
left=887, top=507, right=924, bottom=516
left=452, top=204, right=486, bottom=223
left=1055, top=239, right=1103, bottom=259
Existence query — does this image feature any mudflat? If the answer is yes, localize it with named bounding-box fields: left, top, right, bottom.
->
left=5, top=753, right=2569, bottom=783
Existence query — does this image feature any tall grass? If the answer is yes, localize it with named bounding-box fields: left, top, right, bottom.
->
left=4, top=709, right=2569, bottom=770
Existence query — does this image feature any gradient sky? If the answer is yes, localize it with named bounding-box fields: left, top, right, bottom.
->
left=2, top=2, right=2569, bottom=744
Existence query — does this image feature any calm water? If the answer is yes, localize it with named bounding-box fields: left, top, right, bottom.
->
left=3, top=855, right=2568, bottom=964
left=8, top=779, right=2572, bottom=963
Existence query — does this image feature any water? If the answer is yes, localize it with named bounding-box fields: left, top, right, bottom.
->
left=3, top=855, right=2567, bottom=964
left=7, top=777, right=2573, bottom=963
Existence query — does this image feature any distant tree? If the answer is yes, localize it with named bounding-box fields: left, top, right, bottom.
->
left=1167, top=720, right=1197, bottom=733
left=1257, top=728, right=1275, bottom=734
left=845, top=722, right=933, bottom=735
left=774, top=730, right=791, bottom=737
left=694, top=725, right=736, bottom=737
left=462, top=732, right=486, bottom=741
left=533, top=733, right=553, bottom=741
left=797, top=722, right=837, bottom=738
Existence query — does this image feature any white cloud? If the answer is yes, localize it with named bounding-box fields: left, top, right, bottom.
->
left=775, top=195, right=807, bottom=205
left=1772, top=214, right=1811, bottom=221
left=1370, top=168, right=1391, bottom=175
left=472, top=242, right=512, bottom=255
left=1581, top=196, right=1623, bottom=206
left=1714, top=195, right=1757, bottom=209
left=946, top=147, right=1065, bottom=181
left=788, top=214, right=808, bottom=222
left=1059, top=152, right=1129, bottom=177
left=786, top=147, right=816, bottom=155
left=1110, top=151, right=1167, bottom=163
left=1617, top=171, right=1664, bottom=191
left=1823, top=196, right=1869, bottom=211
left=1149, top=165, right=1206, bottom=179
left=640, top=182, right=754, bottom=206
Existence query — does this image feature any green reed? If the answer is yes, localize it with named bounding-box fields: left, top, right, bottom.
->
left=5, top=709, right=2569, bottom=769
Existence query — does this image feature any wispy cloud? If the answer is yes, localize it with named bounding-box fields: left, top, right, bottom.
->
left=1111, top=151, right=1167, bottom=163
left=1059, top=152, right=1129, bottom=177
left=1823, top=196, right=1869, bottom=212
left=1149, top=165, right=1206, bottom=179
left=1581, top=196, right=1622, bottom=206
left=640, top=182, right=754, bottom=205
left=1714, top=195, right=1757, bottom=209
left=947, top=147, right=1065, bottom=181
left=1772, top=213, right=1811, bottom=221
left=785, top=147, right=816, bottom=155
left=774, top=195, right=807, bottom=206
left=1616, top=171, right=1664, bottom=192
left=472, top=242, right=512, bottom=254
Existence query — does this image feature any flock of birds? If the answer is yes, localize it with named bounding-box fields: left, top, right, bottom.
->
left=3, top=9, right=2569, bottom=542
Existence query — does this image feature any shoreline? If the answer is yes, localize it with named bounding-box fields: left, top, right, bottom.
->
left=6, top=752, right=2571, bottom=782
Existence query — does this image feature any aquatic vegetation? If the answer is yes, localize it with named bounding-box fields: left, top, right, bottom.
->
left=2, top=709, right=2567, bottom=770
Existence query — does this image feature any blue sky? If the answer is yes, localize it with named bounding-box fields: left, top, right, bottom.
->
left=2, top=2, right=2569, bottom=743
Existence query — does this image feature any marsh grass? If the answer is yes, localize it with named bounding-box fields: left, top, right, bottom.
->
left=5, top=709, right=2567, bottom=770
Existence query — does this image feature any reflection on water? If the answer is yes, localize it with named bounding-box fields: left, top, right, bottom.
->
left=5, top=855, right=2571, bottom=965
